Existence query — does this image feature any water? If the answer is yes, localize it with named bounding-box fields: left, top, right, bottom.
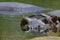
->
left=0, top=2, right=50, bottom=15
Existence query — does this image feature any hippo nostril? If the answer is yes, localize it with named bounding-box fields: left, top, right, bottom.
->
left=25, top=25, right=29, bottom=31
left=31, top=28, right=32, bottom=30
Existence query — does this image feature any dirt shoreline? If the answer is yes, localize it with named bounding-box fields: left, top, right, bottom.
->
left=30, top=36, right=60, bottom=40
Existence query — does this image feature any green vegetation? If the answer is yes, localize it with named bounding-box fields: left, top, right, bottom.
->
left=0, top=0, right=60, bottom=40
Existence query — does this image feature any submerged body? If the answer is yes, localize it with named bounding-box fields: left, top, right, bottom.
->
left=20, top=14, right=52, bottom=34
left=20, top=13, right=60, bottom=34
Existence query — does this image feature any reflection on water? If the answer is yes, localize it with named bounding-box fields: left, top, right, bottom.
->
left=0, top=2, right=49, bottom=15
